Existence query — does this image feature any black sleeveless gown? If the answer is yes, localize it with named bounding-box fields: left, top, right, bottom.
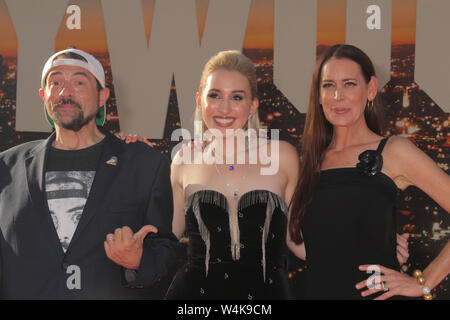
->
left=301, top=138, right=400, bottom=299
left=165, top=189, right=292, bottom=300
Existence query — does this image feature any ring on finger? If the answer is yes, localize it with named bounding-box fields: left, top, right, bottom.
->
left=107, top=237, right=114, bottom=241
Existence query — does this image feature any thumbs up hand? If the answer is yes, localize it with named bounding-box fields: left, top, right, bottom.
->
left=104, top=225, right=158, bottom=270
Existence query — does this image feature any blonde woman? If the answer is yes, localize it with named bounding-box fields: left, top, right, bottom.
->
left=164, top=51, right=299, bottom=300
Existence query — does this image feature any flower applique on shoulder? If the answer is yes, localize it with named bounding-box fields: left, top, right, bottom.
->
left=356, top=138, right=388, bottom=177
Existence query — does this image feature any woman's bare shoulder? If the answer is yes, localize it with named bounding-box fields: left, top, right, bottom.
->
left=384, top=135, right=420, bottom=159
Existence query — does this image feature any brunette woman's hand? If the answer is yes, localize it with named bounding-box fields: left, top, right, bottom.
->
left=396, top=233, right=410, bottom=265
left=356, top=264, right=422, bottom=300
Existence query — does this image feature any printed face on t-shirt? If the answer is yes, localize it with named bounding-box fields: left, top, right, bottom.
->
left=46, top=172, right=94, bottom=252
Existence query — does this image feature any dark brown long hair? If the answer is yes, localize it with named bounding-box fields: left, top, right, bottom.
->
left=289, top=44, right=384, bottom=244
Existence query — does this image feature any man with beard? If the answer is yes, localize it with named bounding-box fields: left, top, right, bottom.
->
left=0, top=48, right=178, bottom=299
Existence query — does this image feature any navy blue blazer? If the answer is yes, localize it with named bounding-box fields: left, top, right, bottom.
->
left=0, top=128, right=178, bottom=299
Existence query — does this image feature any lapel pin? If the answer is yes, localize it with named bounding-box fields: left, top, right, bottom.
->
left=106, top=156, right=118, bottom=166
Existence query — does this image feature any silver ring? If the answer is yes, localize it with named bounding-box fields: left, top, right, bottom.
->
left=107, top=237, right=114, bottom=241
left=382, top=282, right=389, bottom=291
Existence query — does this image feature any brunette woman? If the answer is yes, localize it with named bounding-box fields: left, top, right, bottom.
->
left=288, top=44, right=450, bottom=299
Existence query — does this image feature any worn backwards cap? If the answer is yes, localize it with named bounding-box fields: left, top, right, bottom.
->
left=41, top=48, right=107, bottom=127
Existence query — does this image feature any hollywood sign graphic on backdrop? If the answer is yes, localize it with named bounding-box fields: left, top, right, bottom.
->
left=4, top=0, right=449, bottom=138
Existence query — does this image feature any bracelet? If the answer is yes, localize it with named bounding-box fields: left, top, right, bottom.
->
left=413, top=270, right=433, bottom=300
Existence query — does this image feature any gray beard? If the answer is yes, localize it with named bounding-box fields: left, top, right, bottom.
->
left=52, top=108, right=97, bottom=132
left=54, top=111, right=97, bottom=132
left=50, top=96, right=100, bottom=131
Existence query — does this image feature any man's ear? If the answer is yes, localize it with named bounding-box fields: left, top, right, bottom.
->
left=99, top=87, right=110, bottom=106
left=39, top=88, right=45, bottom=102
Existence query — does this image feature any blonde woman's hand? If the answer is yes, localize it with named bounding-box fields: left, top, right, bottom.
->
left=115, top=132, right=153, bottom=147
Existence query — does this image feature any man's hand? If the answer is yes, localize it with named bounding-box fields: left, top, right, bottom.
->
left=104, top=225, right=158, bottom=270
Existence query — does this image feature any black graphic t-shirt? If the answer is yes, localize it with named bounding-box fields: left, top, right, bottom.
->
left=45, top=140, right=104, bottom=252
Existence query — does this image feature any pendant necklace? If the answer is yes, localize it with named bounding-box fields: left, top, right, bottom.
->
left=210, top=140, right=251, bottom=199
left=212, top=147, right=251, bottom=262
left=214, top=161, right=251, bottom=199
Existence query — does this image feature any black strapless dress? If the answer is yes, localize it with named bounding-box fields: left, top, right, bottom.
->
left=301, top=138, right=400, bottom=299
left=165, top=189, right=291, bottom=300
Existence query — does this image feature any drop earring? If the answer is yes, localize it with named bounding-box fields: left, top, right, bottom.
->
left=247, top=113, right=253, bottom=137
left=194, top=108, right=203, bottom=140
